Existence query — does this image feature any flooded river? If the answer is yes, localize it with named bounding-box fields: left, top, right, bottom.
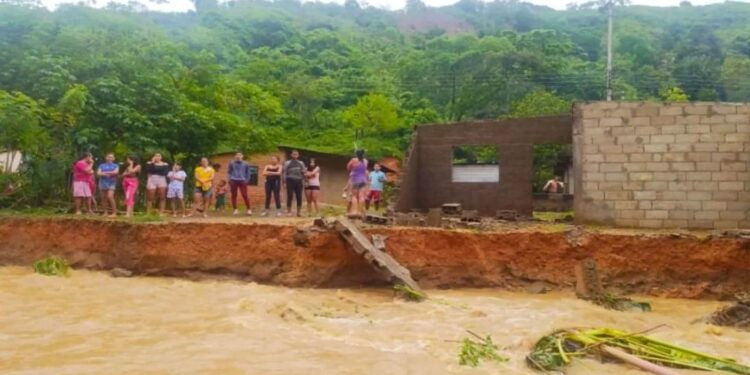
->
left=1, top=266, right=748, bottom=375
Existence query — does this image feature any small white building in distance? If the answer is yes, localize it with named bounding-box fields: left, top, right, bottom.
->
left=0, top=150, right=22, bottom=173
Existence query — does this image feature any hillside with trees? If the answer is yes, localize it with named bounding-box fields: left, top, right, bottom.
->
left=2, top=0, right=750, bottom=205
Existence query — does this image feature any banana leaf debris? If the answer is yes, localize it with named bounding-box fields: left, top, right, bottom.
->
left=527, top=328, right=750, bottom=374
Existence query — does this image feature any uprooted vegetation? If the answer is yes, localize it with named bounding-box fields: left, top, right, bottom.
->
left=527, top=327, right=750, bottom=374
left=458, top=332, right=509, bottom=367
left=33, top=256, right=70, bottom=277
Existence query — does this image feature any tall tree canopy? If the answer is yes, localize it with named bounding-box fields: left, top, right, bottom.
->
left=2, top=0, right=750, bottom=204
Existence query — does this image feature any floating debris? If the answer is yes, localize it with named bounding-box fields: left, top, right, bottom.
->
left=33, top=256, right=70, bottom=277
left=458, top=331, right=508, bottom=367
left=393, top=283, right=426, bottom=302
left=702, top=293, right=750, bottom=329
left=527, top=327, right=750, bottom=374
left=574, top=259, right=651, bottom=312
left=590, top=293, right=652, bottom=312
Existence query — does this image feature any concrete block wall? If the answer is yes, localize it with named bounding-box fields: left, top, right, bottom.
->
left=573, top=101, right=750, bottom=229
left=395, top=116, right=572, bottom=216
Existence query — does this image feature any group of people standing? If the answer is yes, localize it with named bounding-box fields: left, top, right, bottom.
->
left=70, top=149, right=386, bottom=218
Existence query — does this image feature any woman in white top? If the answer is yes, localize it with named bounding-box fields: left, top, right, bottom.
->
left=304, top=158, right=321, bottom=216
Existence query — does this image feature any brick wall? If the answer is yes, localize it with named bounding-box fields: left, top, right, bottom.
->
left=395, top=116, right=573, bottom=216
left=573, top=101, right=750, bottom=229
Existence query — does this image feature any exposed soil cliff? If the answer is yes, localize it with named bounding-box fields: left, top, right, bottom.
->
left=1, top=217, right=748, bottom=299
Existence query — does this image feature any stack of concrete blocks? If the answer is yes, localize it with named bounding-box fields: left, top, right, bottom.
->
left=573, top=101, right=750, bottom=229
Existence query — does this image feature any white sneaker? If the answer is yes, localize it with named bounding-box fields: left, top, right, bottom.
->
left=276, top=211, right=283, bottom=217
left=246, top=210, right=253, bottom=216
left=260, top=211, right=268, bottom=217
left=233, top=209, right=239, bottom=215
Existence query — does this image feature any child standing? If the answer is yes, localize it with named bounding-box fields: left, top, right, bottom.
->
left=366, top=163, right=386, bottom=211
left=214, top=180, right=228, bottom=211
left=167, top=162, right=187, bottom=217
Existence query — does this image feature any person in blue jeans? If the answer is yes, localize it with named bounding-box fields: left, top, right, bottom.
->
left=97, top=153, right=119, bottom=217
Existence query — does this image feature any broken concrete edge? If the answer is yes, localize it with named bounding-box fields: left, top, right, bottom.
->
left=333, top=217, right=424, bottom=297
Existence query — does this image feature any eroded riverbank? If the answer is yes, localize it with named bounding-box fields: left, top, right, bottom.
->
left=0, top=217, right=748, bottom=299
left=1, top=267, right=749, bottom=375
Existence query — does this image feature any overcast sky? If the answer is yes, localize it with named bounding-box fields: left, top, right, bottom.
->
left=40, top=0, right=747, bottom=13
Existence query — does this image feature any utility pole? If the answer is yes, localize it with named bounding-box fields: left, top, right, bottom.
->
left=606, top=3, right=613, bottom=101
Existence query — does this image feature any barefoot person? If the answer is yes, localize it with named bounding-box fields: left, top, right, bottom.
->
left=282, top=150, right=305, bottom=217
left=261, top=156, right=282, bottom=217
left=346, top=149, right=368, bottom=218
left=365, top=163, right=386, bottom=211
left=72, top=152, right=95, bottom=215
left=192, top=157, right=215, bottom=218
left=167, top=162, right=187, bottom=217
left=145, top=153, right=170, bottom=215
left=97, top=153, right=119, bottom=217
left=227, top=152, right=252, bottom=216
left=304, top=158, right=321, bottom=216
left=121, top=156, right=141, bottom=218
left=214, top=180, right=228, bottom=211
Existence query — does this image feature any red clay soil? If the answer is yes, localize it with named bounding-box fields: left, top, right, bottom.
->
left=1, top=217, right=748, bottom=299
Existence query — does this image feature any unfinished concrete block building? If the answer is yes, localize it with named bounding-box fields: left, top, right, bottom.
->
left=395, top=116, right=572, bottom=217
left=395, top=101, right=750, bottom=229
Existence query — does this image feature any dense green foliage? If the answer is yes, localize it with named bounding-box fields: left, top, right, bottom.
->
left=2, top=0, right=750, bottom=205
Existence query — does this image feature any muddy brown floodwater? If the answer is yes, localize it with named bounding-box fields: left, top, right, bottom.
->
left=1, top=267, right=748, bottom=375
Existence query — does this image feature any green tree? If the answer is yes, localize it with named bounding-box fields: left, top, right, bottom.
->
left=509, top=90, right=570, bottom=118
left=342, top=93, right=399, bottom=140
left=0, top=91, right=46, bottom=168
left=720, top=56, right=750, bottom=101
left=660, top=87, right=689, bottom=102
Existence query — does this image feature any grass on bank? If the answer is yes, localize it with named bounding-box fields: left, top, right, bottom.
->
left=0, top=208, right=165, bottom=223
left=533, top=211, right=574, bottom=222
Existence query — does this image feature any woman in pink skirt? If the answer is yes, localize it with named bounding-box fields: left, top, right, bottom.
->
left=122, top=156, right=141, bottom=217
left=72, top=152, right=94, bottom=215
